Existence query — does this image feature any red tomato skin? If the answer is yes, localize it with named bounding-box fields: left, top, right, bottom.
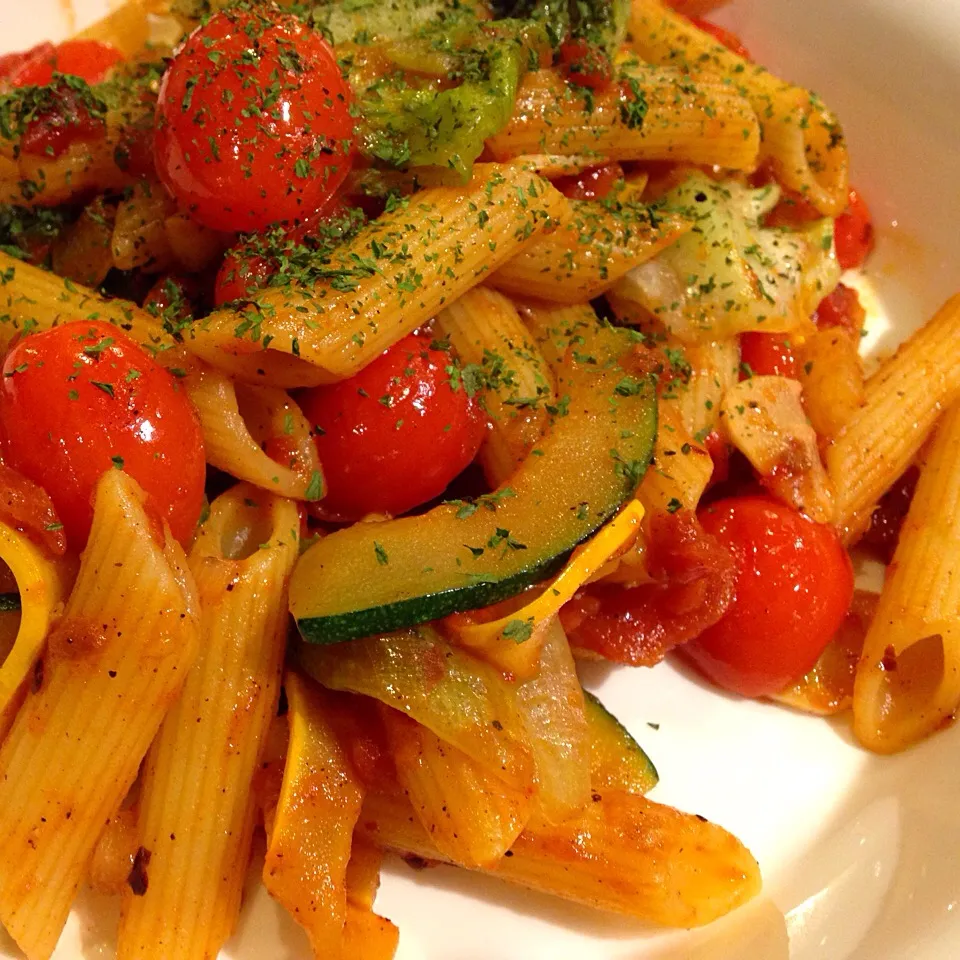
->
left=0, top=322, right=205, bottom=547
left=154, top=10, right=354, bottom=232
left=557, top=39, right=613, bottom=90
left=740, top=332, right=798, bottom=379
left=18, top=80, right=107, bottom=159
left=834, top=187, right=875, bottom=271
left=553, top=162, right=625, bottom=202
left=813, top=282, right=865, bottom=334
left=683, top=496, right=853, bottom=697
left=688, top=17, right=750, bottom=58
left=10, top=39, right=123, bottom=87
left=299, top=334, right=487, bottom=520
left=0, top=43, right=55, bottom=85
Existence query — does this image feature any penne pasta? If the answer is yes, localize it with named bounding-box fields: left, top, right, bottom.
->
left=434, top=287, right=555, bottom=487
left=117, top=487, right=299, bottom=960
left=853, top=403, right=960, bottom=753
left=0, top=470, right=199, bottom=960
left=797, top=326, right=865, bottom=439
left=486, top=68, right=760, bottom=173
left=358, top=787, right=761, bottom=927
left=673, top=338, right=741, bottom=440
left=50, top=196, right=117, bottom=289
left=264, top=672, right=364, bottom=956
left=638, top=398, right=714, bottom=517
left=111, top=178, right=176, bottom=274
left=382, top=708, right=534, bottom=869
left=627, top=0, right=849, bottom=215
left=488, top=196, right=691, bottom=305
left=187, top=164, right=567, bottom=389
left=0, top=250, right=181, bottom=361
left=184, top=365, right=323, bottom=501
left=827, top=294, right=960, bottom=543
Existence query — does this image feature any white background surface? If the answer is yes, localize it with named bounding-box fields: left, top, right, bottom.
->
left=1, top=1, right=959, bottom=957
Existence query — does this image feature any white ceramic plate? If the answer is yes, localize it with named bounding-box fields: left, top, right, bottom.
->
left=1, top=2, right=959, bottom=958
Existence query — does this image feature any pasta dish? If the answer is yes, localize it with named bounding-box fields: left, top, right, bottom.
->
left=0, top=0, right=957, bottom=956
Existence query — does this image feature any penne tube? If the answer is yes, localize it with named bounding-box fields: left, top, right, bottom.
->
left=0, top=250, right=181, bottom=361
left=673, top=338, right=740, bottom=440
left=341, top=905, right=400, bottom=960
left=627, top=0, right=849, bottom=215
left=513, top=299, right=600, bottom=368
left=0, top=470, right=199, bottom=960
left=184, top=365, right=323, bottom=500
left=117, top=487, right=299, bottom=960
left=638, top=398, right=713, bottom=517
left=111, top=178, right=176, bottom=274
left=77, top=0, right=181, bottom=54
left=0, top=140, right=132, bottom=210
left=486, top=68, right=760, bottom=172
left=382, top=708, right=534, bottom=869
left=358, top=787, right=761, bottom=927
left=434, top=287, right=555, bottom=487
left=853, top=403, right=960, bottom=753
left=488, top=198, right=691, bottom=305
left=50, top=197, right=117, bottom=289
left=187, top=164, right=567, bottom=389
left=797, top=326, right=865, bottom=439
left=827, top=294, right=960, bottom=543
left=0, top=521, right=67, bottom=742
left=264, top=672, right=364, bottom=956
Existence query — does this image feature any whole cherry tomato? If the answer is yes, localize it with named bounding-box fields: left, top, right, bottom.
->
left=0, top=321, right=205, bottom=547
left=8, top=39, right=123, bottom=87
left=298, top=333, right=487, bottom=520
left=553, top=162, right=625, bottom=202
left=682, top=496, right=853, bottom=697
left=834, top=187, right=875, bottom=271
left=740, top=332, right=798, bottom=379
left=155, top=9, right=354, bottom=232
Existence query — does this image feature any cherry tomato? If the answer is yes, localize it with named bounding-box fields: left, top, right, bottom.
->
left=688, top=18, right=750, bottom=58
left=0, top=321, right=205, bottom=547
left=834, top=187, right=875, bottom=271
left=298, top=333, right=487, bottom=520
left=740, top=332, right=798, bottom=379
left=560, top=512, right=736, bottom=665
left=9, top=39, right=123, bottom=88
left=0, top=43, right=54, bottom=84
left=683, top=496, right=853, bottom=697
left=557, top=39, right=613, bottom=90
left=813, top=282, right=865, bottom=334
left=0, top=462, right=66, bottom=556
left=18, top=79, right=107, bottom=159
left=155, top=9, right=354, bottom=232
left=553, top=162, right=625, bottom=202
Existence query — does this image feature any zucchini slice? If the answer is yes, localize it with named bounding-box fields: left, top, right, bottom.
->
left=290, top=326, right=656, bottom=643
left=585, top=690, right=659, bottom=795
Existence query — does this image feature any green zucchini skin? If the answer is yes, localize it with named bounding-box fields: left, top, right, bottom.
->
left=291, top=326, right=657, bottom=645
left=584, top=690, right=659, bottom=794
left=0, top=593, right=19, bottom=613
